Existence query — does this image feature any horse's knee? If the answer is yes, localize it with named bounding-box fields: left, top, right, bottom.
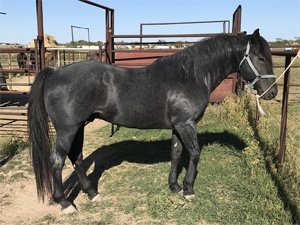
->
left=190, top=152, right=200, bottom=165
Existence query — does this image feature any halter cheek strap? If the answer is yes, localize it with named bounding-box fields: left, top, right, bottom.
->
left=239, top=41, right=276, bottom=90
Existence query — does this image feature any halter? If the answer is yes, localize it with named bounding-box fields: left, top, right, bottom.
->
left=239, top=41, right=276, bottom=90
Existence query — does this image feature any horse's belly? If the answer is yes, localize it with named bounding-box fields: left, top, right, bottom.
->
left=118, top=115, right=171, bottom=129
left=97, top=105, right=171, bottom=129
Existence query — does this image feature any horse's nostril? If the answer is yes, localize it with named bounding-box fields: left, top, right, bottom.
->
left=270, top=92, right=276, bottom=99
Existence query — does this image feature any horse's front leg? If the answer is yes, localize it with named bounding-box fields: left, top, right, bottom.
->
left=173, top=118, right=200, bottom=201
left=168, top=130, right=183, bottom=194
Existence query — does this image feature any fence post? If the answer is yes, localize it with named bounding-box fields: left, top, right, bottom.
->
left=63, top=50, right=66, bottom=65
left=278, top=55, right=291, bottom=166
left=57, top=48, right=60, bottom=66
left=34, top=39, right=39, bottom=75
left=36, top=0, right=45, bottom=70
left=8, top=53, right=12, bottom=91
left=98, top=45, right=102, bottom=62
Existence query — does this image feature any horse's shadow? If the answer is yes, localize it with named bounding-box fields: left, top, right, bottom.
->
left=0, top=94, right=28, bottom=107
left=63, top=131, right=246, bottom=202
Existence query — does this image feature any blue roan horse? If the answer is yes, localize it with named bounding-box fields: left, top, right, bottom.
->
left=28, top=29, right=277, bottom=213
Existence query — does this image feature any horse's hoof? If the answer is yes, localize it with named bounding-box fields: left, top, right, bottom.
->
left=184, top=194, right=196, bottom=202
left=91, top=194, right=102, bottom=202
left=62, top=205, right=77, bottom=214
left=177, top=190, right=184, bottom=197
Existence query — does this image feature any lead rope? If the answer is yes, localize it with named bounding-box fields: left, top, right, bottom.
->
left=255, top=50, right=300, bottom=116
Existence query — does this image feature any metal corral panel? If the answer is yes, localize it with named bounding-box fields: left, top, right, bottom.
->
left=209, top=77, right=234, bottom=102
left=114, top=51, right=175, bottom=68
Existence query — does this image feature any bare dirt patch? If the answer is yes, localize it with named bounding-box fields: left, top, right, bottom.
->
left=0, top=175, right=61, bottom=224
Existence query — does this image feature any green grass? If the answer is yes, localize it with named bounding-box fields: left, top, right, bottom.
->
left=255, top=101, right=300, bottom=223
left=9, top=172, right=27, bottom=182
left=0, top=134, right=32, bottom=185
left=254, top=55, right=300, bottom=222
left=0, top=90, right=298, bottom=224
left=38, top=214, right=57, bottom=224
left=69, top=93, right=292, bottom=224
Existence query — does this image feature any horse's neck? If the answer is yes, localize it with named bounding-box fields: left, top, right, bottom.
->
left=201, top=37, right=241, bottom=93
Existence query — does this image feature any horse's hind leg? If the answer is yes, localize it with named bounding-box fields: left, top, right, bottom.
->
left=168, top=130, right=183, bottom=194
left=51, top=124, right=84, bottom=213
left=71, top=153, right=101, bottom=201
left=68, top=125, right=101, bottom=202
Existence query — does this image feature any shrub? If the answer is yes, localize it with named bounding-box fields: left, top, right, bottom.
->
left=0, top=134, right=26, bottom=161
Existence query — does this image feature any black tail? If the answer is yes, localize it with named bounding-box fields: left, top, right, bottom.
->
left=28, top=67, right=55, bottom=202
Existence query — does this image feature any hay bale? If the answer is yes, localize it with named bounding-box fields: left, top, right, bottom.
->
left=30, top=34, right=58, bottom=65
left=30, top=34, right=58, bottom=48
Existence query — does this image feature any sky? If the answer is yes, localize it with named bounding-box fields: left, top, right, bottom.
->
left=0, top=0, right=299, bottom=45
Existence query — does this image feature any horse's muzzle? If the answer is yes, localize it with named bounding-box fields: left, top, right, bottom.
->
left=261, top=88, right=278, bottom=100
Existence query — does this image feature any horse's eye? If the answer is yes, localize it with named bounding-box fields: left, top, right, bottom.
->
left=259, top=57, right=265, bottom=62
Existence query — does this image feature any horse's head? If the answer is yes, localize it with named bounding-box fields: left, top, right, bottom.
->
left=238, top=29, right=277, bottom=100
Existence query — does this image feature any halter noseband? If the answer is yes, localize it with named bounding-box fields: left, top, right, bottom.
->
left=239, top=41, right=276, bottom=90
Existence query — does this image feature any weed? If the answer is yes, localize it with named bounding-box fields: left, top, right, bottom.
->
left=9, top=172, right=27, bottom=182
left=88, top=222, right=106, bottom=225
left=103, top=213, right=114, bottom=224
left=221, top=89, right=300, bottom=223
left=0, top=174, right=5, bottom=182
left=254, top=102, right=300, bottom=223
left=4, top=160, right=20, bottom=170
left=39, top=214, right=57, bottom=224
left=80, top=202, right=100, bottom=214
left=147, top=191, right=186, bottom=218
left=0, top=134, right=26, bottom=161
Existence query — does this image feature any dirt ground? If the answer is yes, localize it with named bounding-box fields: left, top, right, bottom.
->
left=0, top=76, right=110, bottom=224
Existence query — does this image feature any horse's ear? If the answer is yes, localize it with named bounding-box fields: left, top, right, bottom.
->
left=251, top=29, right=260, bottom=44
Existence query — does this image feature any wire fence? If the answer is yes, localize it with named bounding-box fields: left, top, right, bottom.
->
left=255, top=50, right=300, bottom=165
left=266, top=99, right=300, bottom=142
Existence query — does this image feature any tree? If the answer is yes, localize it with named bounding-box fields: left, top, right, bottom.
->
left=269, top=38, right=294, bottom=46
left=60, top=40, right=104, bottom=48
left=96, top=41, right=103, bottom=46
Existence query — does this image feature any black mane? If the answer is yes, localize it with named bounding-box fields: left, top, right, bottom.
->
left=151, top=34, right=241, bottom=85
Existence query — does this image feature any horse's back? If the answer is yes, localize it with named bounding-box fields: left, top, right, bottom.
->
left=43, top=59, right=207, bottom=130
left=43, top=61, right=112, bottom=126
left=43, top=61, right=171, bottom=129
